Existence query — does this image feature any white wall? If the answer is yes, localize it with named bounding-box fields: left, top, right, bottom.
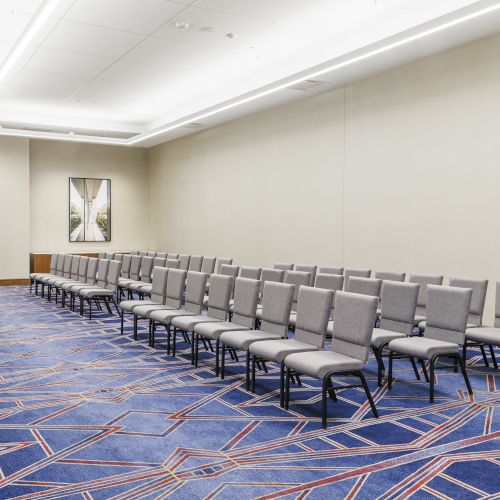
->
left=29, top=140, right=149, bottom=254
left=148, top=32, right=500, bottom=322
left=0, top=137, right=30, bottom=280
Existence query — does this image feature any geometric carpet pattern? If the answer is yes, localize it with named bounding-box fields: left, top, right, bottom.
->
left=0, top=286, right=499, bottom=499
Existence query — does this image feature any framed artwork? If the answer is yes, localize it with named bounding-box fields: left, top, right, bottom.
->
left=69, top=178, right=111, bottom=242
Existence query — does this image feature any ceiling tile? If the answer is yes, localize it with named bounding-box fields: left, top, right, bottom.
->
left=42, top=20, right=145, bottom=58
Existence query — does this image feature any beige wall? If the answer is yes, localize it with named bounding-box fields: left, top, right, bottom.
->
left=29, top=140, right=149, bottom=254
left=0, top=137, right=30, bottom=280
left=148, top=33, right=500, bottom=322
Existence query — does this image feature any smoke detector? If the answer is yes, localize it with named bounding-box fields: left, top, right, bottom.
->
left=199, top=26, right=215, bottom=33
left=175, top=21, right=190, bottom=31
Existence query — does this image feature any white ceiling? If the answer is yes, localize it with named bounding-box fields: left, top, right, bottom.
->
left=0, top=0, right=499, bottom=147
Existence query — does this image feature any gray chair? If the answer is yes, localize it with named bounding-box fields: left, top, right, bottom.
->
left=37, top=253, right=65, bottom=297
left=50, top=255, right=81, bottom=303
left=147, top=251, right=157, bottom=258
left=65, top=257, right=99, bottom=309
left=387, top=285, right=473, bottom=402
left=79, top=260, right=122, bottom=319
left=319, top=266, right=344, bottom=276
left=126, top=257, right=155, bottom=297
left=194, top=277, right=260, bottom=375
left=465, top=281, right=500, bottom=368
left=156, top=252, right=167, bottom=259
left=178, top=254, right=191, bottom=271
left=149, top=271, right=208, bottom=354
left=172, top=275, right=234, bottom=365
left=219, top=282, right=294, bottom=388
left=118, top=255, right=142, bottom=295
left=189, top=255, right=203, bottom=272
left=203, top=264, right=239, bottom=306
left=371, top=282, right=419, bottom=386
left=201, top=256, right=216, bottom=275
left=252, top=268, right=285, bottom=316
left=347, top=277, right=381, bottom=297
left=409, top=274, right=444, bottom=327
left=114, top=254, right=124, bottom=263
left=138, top=251, right=148, bottom=257
left=274, top=263, right=294, bottom=272
left=295, top=265, right=317, bottom=286
left=167, top=253, right=179, bottom=260
left=166, top=259, right=181, bottom=269
left=284, top=291, right=379, bottom=428
left=249, top=286, right=334, bottom=405
left=217, top=258, right=233, bottom=274
left=121, top=254, right=132, bottom=279
left=285, top=270, right=312, bottom=312
left=375, top=271, right=406, bottom=282
left=240, top=266, right=262, bottom=280
left=344, top=268, right=371, bottom=289
left=45, top=254, right=73, bottom=301
left=105, top=252, right=115, bottom=260
left=60, top=256, right=89, bottom=308
left=30, top=253, right=58, bottom=294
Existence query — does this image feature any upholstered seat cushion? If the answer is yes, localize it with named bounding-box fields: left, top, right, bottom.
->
left=134, top=304, right=172, bottom=318
left=285, top=350, right=363, bottom=379
left=171, top=315, right=221, bottom=332
left=69, top=283, right=98, bottom=293
left=194, top=321, right=249, bottom=340
left=120, top=300, right=156, bottom=312
left=371, top=329, right=406, bottom=348
left=139, top=284, right=152, bottom=295
left=80, top=287, right=114, bottom=297
left=149, top=309, right=195, bottom=324
left=128, top=281, right=148, bottom=292
left=30, top=272, right=53, bottom=279
left=249, top=339, right=318, bottom=363
left=466, top=326, right=500, bottom=345
left=419, top=320, right=477, bottom=331
left=61, top=280, right=83, bottom=290
left=219, top=330, right=282, bottom=350
left=388, top=337, right=458, bottom=359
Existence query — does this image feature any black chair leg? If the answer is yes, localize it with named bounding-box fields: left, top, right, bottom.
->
left=409, top=357, right=421, bottom=381
left=173, top=327, right=177, bottom=357
left=358, top=371, right=379, bottom=418
left=489, top=345, right=498, bottom=369
left=215, top=339, right=220, bottom=376
left=457, top=354, right=473, bottom=396
left=133, top=315, right=138, bottom=340
left=419, top=359, right=430, bottom=382
left=285, top=368, right=291, bottom=411
left=88, top=299, right=92, bottom=320
left=429, top=355, right=437, bottom=403
left=251, top=355, right=257, bottom=393
left=373, top=346, right=385, bottom=387
left=245, top=351, right=251, bottom=389
left=221, top=343, right=226, bottom=379
left=280, top=362, right=285, bottom=407
left=326, top=377, right=337, bottom=401
left=388, top=351, right=394, bottom=389
left=480, top=345, right=490, bottom=367
left=322, top=376, right=328, bottom=428
left=120, top=311, right=124, bottom=334
left=462, top=344, right=467, bottom=362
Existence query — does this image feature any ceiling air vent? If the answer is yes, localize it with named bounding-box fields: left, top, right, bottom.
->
left=182, top=122, right=204, bottom=129
left=288, top=79, right=329, bottom=92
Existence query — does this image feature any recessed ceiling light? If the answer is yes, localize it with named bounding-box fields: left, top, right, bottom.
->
left=69, top=131, right=75, bottom=135
left=175, top=21, right=190, bottom=31
left=199, top=26, right=215, bottom=33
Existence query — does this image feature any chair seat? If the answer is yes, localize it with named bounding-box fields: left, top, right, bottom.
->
left=61, top=280, right=84, bottom=290
left=134, top=304, right=172, bottom=318
left=128, top=281, right=148, bottom=292
left=120, top=300, right=155, bottom=312
left=219, top=330, right=282, bottom=350
left=420, top=320, right=477, bottom=331
left=466, top=326, right=500, bottom=346
left=171, top=315, right=221, bottom=332
left=412, top=314, right=425, bottom=327
left=249, top=339, right=319, bottom=363
left=139, top=284, right=152, bottom=294
left=194, top=321, right=249, bottom=340
left=285, top=350, right=364, bottom=379
left=80, top=287, right=114, bottom=298
left=68, top=283, right=98, bottom=293
left=39, top=275, right=60, bottom=284
left=202, top=295, right=209, bottom=307
left=30, top=272, right=53, bottom=279
left=149, top=309, right=196, bottom=324
left=371, top=329, right=406, bottom=348
left=388, top=337, right=459, bottom=360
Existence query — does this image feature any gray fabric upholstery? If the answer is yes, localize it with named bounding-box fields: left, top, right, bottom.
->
left=138, top=251, right=148, bottom=257
left=189, top=255, right=203, bottom=272
left=331, top=291, right=379, bottom=362
left=314, top=273, right=344, bottom=293
left=139, top=257, right=154, bottom=283
left=105, top=252, right=115, bottom=260
left=95, top=259, right=110, bottom=288
left=167, top=253, right=179, bottom=260
left=105, top=260, right=122, bottom=291
left=149, top=308, right=196, bottom=324
left=171, top=314, right=221, bottom=332
left=285, top=270, right=311, bottom=311
left=260, top=268, right=284, bottom=292
left=206, top=274, right=233, bottom=320
left=179, top=254, right=190, bottom=271
left=156, top=252, right=167, bottom=258
left=495, top=282, right=500, bottom=328
left=231, top=278, right=260, bottom=328
left=85, top=258, right=98, bottom=285
left=166, top=259, right=180, bottom=269
left=129, top=256, right=142, bottom=280
left=425, top=285, right=472, bottom=345
left=217, top=258, right=233, bottom=274
left=344, top=268, right=371, bottom=289
left=219, top=329, right=282, bottom=350
left=374, top=271, right=406, bottom=282
left=184, top=271, right=209, bottom=314
left=240, top=267, right=262, bottom=280
left=466, top=327, right=500, bottom=345
left=274, top=263, right=294, bottom=272
left=147, top=251, right=157, bottom=257
left=80, top=287, right=114, bottom=297
left=347, top=277, right=382, bottom=298
left=220, top=264, right=239, bottom=279
left=201, top=257, right=216, bottom=274
left=165, top=269, right=187, bottom=309
left=449, top=277, right=488, bottom=327
left=114, top=254, right=124, bottom=263
left=284, top=350, right=364, bottom=379
left=134, top=303, right=172, bottom=318
left=388, top=337, right=459, bottom=359
left=62, top=255, right=73, bottom=278
left=409, top=274, right=444, bottom=317
left=149, top=267, right=169, bottom=304
left=319, top=266, right=344, bottom=276
left=371, top=329, right=406, bottom=348
left=120, top=299, right=157, bottom=312
left=121, top=255, right=132, bottom=278
left=379, top=281, right=419, bottom=335
left=295, top=265, right=317, bottom=286
left=194, top=320, right=248, bottom=340
left=250, top=339, right=319, bottom=363
left=260, top=282, right=294, bottom=337
left=153, top=257, right=166, bottom=268
left=70, top=256, right=81, bottom=278
left=77, top=257, right=89, bottom=281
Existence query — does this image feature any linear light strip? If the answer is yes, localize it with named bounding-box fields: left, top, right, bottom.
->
left=0, top=0, right=63, bottom=83
left=128, top=1, right=500, bottom=145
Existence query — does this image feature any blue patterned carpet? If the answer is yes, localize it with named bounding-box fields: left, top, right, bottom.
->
left=0, top=286, right=499, bottom=499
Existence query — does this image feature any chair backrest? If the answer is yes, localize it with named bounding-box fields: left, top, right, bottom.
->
left=156, top=252, right=167, bottom=258
left=260, top=268, right=285, bottom=302
left=85, top=258, right=98, bottom=285
left=314, top=273, right=344, bottom=317
left=140, top=257, right=155, bottom=283
left=184, top=271, right=209, bottom=314
left=55, top=253, right=65, bottom=275
left=154, top=257, right=166, bottom=268
left=150, top=267, right=169, bottom=303
left=380, top=282, right=419, bottom=335
left=147, top=251, right=157, bottom=257
left=121, top=254, right=132, bottom=278
left=295, top=265, right=317, bottom=286
left=449, top=277, right=488, bottom=327
left=129, top=255, right=142, bottom=280
left=260, top=282, right=294, bottom=338
left=425, top=285, right=472, bottom=345
left=495, top=282, right=500, bottom=328
left=319, top=266, right=344, bottom=275
left=96, top=259, right=110, bottom=288
left=274, top=263, right=294, bottom=272
left=285, top=270, right=312, bottom=311
left=408, top=274, right=444, bottom=316
left=344, top=268, right=371, bottom=289
left=217, top=258, right=233, bottom=274
left=70, top=255, right=80, bottom=278
left=331, top=291, right=379, bottom=363
left=77, top=257, right=89, bottom=281
left=166, top=259, right=181, bottom=269
left=98, top=252, right=106, bottom=259
left=232, top=278, right=260, bottom=329
left=114, top=254, right=124, bottom=263
left=347, top=277, right=382, bottom=298
left=165, top=269, right=187, bottom=309
left=138, top=251, right=148, bottom=257
left=240, top=266, right=262, bottom=280
left=106, top=261, right=122, bottom=291
left=201, top=256, right=216, bottom=274
left=207, top=274, right=234, bottom=320
left=62, top=255, right=73, bottom=278
left=375, top=271, right=406, bottom=282
left=220, top=264, right=239, bottom=279
left=129, top=251, right=139, bottom=255
left=295, top=286, right=334, bottom=348
left=49, top=253, right=58, bottom=273
left=178, top=254, right=190, bottom=270
left=167, top=253, right=179, bottom=260
left=105, top=252, right=115, bottom=260
left=189, top=255, right=203, bottom=272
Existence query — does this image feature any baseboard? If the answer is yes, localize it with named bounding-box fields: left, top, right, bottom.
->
left=0, top=279, right=30, bottom=286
